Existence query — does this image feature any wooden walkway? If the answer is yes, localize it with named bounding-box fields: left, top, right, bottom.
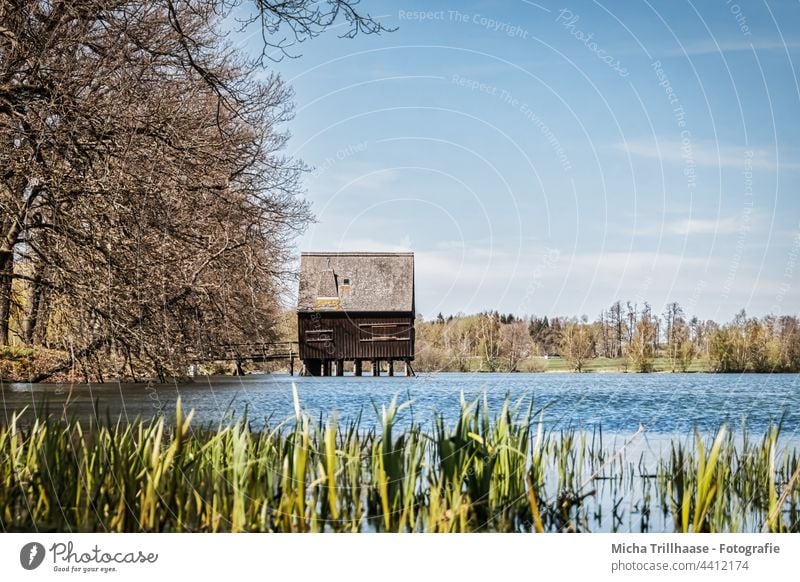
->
left=197, top=341, right=299, bottom=375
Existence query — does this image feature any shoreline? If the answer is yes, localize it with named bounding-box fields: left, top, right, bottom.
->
left=4, top=367, right=800, bottom=387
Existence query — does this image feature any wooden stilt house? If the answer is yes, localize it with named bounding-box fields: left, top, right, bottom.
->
left=296, top=252, right=415, bottom=376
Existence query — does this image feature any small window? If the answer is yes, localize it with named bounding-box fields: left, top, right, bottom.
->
left=342, top=277, right=351, bottom=285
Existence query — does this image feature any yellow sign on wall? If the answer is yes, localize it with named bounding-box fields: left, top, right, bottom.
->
left=314, top=298, right=341, bottom=310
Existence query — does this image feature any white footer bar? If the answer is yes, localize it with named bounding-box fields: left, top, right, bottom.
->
left=1, top=533, right=796, bottom=581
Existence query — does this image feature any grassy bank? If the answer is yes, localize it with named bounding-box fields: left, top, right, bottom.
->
left=1, top=392, right=798, bottom=532
left=414, top=355, right=713, bottom=374
left=529, top=355, right=712, bottom=373
left=0, top=349, right=773, bottom=383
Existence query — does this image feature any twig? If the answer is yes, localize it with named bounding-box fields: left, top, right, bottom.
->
left=579, top=424, right=646, bottom=491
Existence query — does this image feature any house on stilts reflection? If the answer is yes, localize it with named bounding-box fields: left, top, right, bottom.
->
left=296, top=252, right=415, bottom=376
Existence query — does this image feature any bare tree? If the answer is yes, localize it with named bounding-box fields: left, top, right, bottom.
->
left=231, top=0, right=393, bottom=62
left=501, top=320, right=530, bottom=372
left=628, top=316, right=656, bottom=373
left=559, top=320, right=595, bottom=372
left=1, top=1, right=387, bottom=380
left=608, top=301, right=624, bottom=357
left=477, top=311, right=501, bottom=371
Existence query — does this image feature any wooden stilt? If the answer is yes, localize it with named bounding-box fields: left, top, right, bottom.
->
left=336, top=359, right=344, bottom=376
left=305, top=359, right=321, bottom=376
left=388, top=360, right=394, bottom=376
left=354, top=360, right=362, bottom=376
left=372, top=360, right=380, bottom=376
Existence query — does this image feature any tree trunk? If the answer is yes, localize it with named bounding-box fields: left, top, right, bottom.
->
left=1, top=212, right=25, bottom=347
left=0, top=253, right=12, bottom=346
left=22, top=270, right=44, bottom=344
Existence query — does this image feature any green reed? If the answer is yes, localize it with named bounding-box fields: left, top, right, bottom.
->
left=0, top=388, right=798, bottom=533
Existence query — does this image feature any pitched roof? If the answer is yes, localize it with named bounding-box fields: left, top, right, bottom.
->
left=297, top=252, right=414, bottom=312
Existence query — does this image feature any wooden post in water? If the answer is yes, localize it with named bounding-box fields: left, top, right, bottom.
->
left=305, top=359, right=321, bottom=376
left=289, top=352, right=295, bottom=376
left=354, top=359, right=362, bottom=376
left=336, top=359, right=344, bottom=376
left=322, top=360, right=332, bottom=377
left=388, top=360, right=394, bottom=376
left=372, top=359, right=380, bottom=376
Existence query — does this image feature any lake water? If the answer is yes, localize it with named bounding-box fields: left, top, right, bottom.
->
left=3, top=371, right=799, bottom=532
left=2, top=372, right=800, bottom=437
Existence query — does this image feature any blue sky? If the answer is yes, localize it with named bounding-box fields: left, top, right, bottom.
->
left=237, top=1, right=800, bottom=321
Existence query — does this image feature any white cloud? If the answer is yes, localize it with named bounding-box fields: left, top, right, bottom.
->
left=412, top=247, right=715, bottom=316
left=666, top=217, right=741, bottom=235
left=659, top=39, right=800, bottom=57
left=616, top=138, right=800, bottom=171
left=307, top=164, right=400, bottom=193
left=417, top=246, right=706, bottom=293
left=338, top=169, right=399, bottom=191
left=557, top=251, right=706, bottom=286
left=629, top=216, right=746, bottom=237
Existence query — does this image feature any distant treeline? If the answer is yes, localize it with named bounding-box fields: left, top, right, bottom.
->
left=415, top=302, right=800, bottom=373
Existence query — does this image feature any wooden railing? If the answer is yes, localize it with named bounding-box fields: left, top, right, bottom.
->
left=193, top=341, right=299, bottom=375
left=200, top=341, right=298, bottom=361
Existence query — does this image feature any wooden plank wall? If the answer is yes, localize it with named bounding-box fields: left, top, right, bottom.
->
left=297, top=312, right=415, bottom=361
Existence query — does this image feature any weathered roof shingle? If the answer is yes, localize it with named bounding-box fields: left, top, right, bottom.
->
left=297, top=252, right=414, bottom=312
